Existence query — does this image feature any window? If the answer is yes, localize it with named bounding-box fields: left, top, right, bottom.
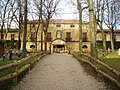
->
left=46, top=32, right=52, bottom=42
left=82, top=33, right=88, bottom=42
left=66, top=32, right=72, bottom=42
left=56, top=24, right=61, bottom=27
left=11, top=34, right=15, bottom=40
left=30, top=32, right=37, bottom=42
left=56, top=30, right=62, bottom=38
left=70, top=24, right=75, bottom=28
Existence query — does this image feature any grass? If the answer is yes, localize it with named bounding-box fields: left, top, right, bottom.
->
left=98, top=52, right=120, bottom=71
left=0, top=69, right=14, bottom=78
left=0, top=53, right=39, bottom=78
left=100, top=58, right=120, bottom=71
left=0, top=60, right=13, bottom=67
left=0, top=54, right=20, bottom=67
left=0, top=52, right=44, bottom=90
left=77, top=52, right=120, bottom=78
left=96, top=52, right=120, bottom=83
left=75, top=52, right=120, bottom=89
left=98, top=51, right=119, bottom=58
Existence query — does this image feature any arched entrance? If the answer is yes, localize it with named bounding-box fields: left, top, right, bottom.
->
left=51, top=39, right=67, bottom=53
left=82, top=45, right=88, bottom=52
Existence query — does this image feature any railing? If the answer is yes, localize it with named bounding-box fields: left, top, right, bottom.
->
left=30, top=37, right=37, bottom=42
left=46, top=38, right=52, bottom=42
left=0, top=51, right=48, bottom=83
left=82, top=37, right=88, bottom=42
left=66, top=38, right=72, bottom=42
left=72, top=52, right=120, bottom=88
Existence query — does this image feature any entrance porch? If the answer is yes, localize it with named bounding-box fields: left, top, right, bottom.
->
left=51, top=39, right=68, bottom=53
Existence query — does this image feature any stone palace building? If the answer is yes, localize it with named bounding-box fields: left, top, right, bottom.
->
left=2, top=19, right=120, bottom=54
left=21, top=19, right=91, bottom=53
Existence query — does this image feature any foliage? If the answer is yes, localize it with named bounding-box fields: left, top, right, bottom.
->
left=6, top=40, right=18, bottom=48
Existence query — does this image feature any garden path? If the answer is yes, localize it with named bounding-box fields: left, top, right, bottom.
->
left=12, top=53, right=107, bottom=90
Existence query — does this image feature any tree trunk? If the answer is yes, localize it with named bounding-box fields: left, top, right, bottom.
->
left=98, top=22, right=107, bottom=52
left=89, top=0, right=97, bottom=58
left=44, top=32, right=47, bottom=51
left=22, top=0, right=27, bottom=57
left=110, top=29, right=114, bottom=52
left=18, top=0, right=22, bottom=50
left=35, top=32, right=37, bottom=52
left=1, top=24, right=4, bottom=39
left=40, top=0, right=43, bottom=51
left=77, top=0, right=83, bottom=53
left=41, top=25, right=43, bottom=51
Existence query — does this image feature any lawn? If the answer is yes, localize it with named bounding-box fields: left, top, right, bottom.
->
left=98, top=52, right=120, bottom=72
left=0, top=54, right=20, bottom=67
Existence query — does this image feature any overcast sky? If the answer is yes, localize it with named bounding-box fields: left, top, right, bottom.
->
left=52, top=0, right=79, bottom=19
left=12, top=0, right=120, bottom=29
left=52, top=0, right=89, bottom=22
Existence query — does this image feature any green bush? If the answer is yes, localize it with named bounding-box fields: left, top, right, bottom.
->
left=6, top=40, right=19, bottom=48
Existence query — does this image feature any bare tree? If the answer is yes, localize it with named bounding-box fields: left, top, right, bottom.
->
left=31, top=0, right=43, bottom=51
left=104, top=0, right=120, bottom=51
left=17, top=0, right=23, bottom=50
left=30, top=0, right=61, bottom=51
left=0, top=0, right=18, bottom=40
left=77, top=0, right=88, bottom=53
left=22, top=0, right=28, bottom=57
left=77, top=0, right=83, bottom=53
left=0, top=0, right=11, bottom=39
left=94, top=0, right=107, bottom=52
left=88, top=0, right=97, bottom=57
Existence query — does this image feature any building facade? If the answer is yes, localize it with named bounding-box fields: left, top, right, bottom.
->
left=97, top=29, right=120, bottom=49
left=2, top=19, right=120, bottom=53
left=5, top=29, right=19, bottom=41
left=21, top=19, right=91, bottom=53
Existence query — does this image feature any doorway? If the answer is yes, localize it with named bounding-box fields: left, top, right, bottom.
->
left=53, top=45, right=65, bottom=53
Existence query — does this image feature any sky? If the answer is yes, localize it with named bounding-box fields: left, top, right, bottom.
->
left=52, top=0, right=88, bottom=21
left=52, top=0, right=79, bottom=20
left=11, top=0, right=119, bottom=29
left=52, top=0, right=120, bottom=29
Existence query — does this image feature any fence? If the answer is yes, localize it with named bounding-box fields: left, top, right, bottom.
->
left=0, top=51, right=48, bottom=83
left=72, top=52, right=120, bottom=88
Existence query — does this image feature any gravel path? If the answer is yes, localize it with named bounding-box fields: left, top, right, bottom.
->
left=12, top=54, right=107, bottom=90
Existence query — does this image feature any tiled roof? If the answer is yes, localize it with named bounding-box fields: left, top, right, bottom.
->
left=28, top=19, right=90, bottom=24
left=27, top=19, right=89, bottom=24
left=8, top=28, right=19, bottom=32
left=0, top=28, right=19, bottom=32
left=97, top=29, right=120, bottom=33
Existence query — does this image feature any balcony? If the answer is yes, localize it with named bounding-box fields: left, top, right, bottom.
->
left=66, top=38, right=72, bottom=42
left=30, top=38, right=37, bottom=42
left=46, top=38, right=52, bottom=42
left=82, top=37, right=88, bottom=42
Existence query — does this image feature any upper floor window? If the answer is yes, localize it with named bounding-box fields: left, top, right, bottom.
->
left=70, top=24, right=75, bottom=28
left=56, top=24, right=61, bottom=27
left=82, top=33, right=88, bottom=42
left=56, top=30, right=62, bottom=39
left=66, top=32, right=72, bottom=42
left=46, top=32, right=52, bottom=42
left=11, top=34, right=15, bottom=40
left=30, top=32, right=37, bottom=42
